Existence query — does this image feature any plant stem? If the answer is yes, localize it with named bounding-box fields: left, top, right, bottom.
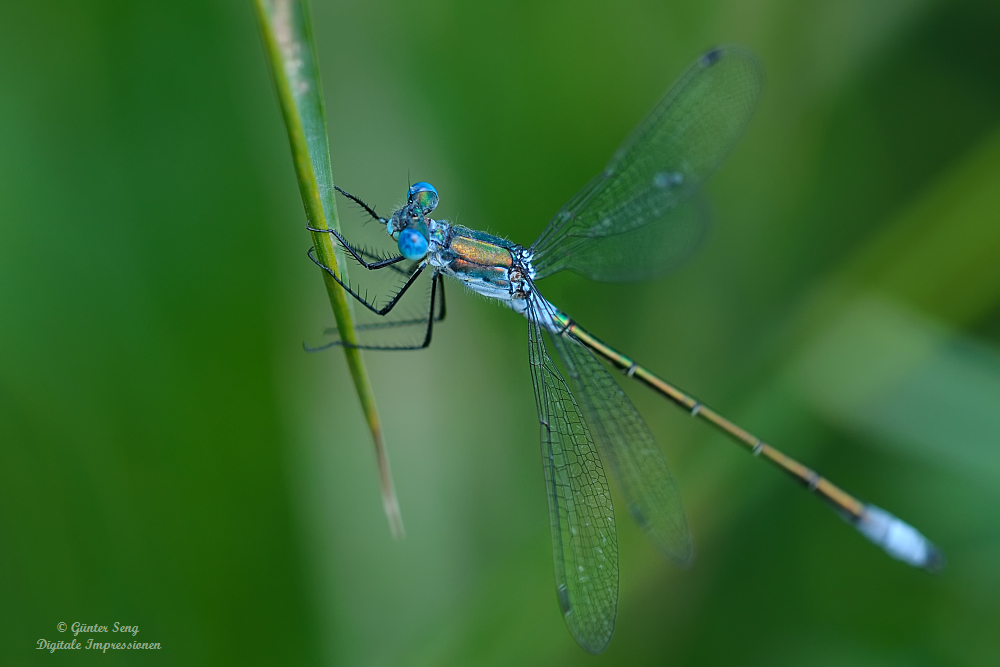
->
left=254, top=0, right=403, bottom=538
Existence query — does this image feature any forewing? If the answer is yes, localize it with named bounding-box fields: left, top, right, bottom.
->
left=527, top=298, right=619, bottom=654
left=561, top=194, right=710, bottom=283
left=532, top=47, right=762, bottom=280
left=552, top=333, right=692, bottom=563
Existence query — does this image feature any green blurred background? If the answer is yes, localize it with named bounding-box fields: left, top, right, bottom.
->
left=2, top=0, right=999, bottom=664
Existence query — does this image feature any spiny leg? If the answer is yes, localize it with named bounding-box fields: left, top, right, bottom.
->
left=306, top=271, right=445, bottom=352
left=334, top=185, right=386, bottom=224
left=355, top=246, right=416, bottom=277
left=308, top=246, right=427, bottom=316
left=305, top=184, right=406, bottom=270
left=307, top=185, right=401, bottom=269
left=320, top=276, right=445, bottom=337
left=306, top=224, right=406, bottom=270
left=433, top=271, right=447, bottom=322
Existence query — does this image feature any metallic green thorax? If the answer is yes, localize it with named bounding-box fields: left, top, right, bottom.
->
left=431, top=224, right=531, bottom=303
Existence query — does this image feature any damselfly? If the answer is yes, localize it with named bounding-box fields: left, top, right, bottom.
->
left=308, top=47, right=942, bottom=654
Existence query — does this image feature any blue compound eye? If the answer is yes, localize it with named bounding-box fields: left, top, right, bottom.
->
left=397, top=227, right=429, bottom=260
left=407, top=181, right=439, bottom=213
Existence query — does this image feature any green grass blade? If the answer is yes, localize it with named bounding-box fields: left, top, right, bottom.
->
left=254, top=0, right=404, bottom=539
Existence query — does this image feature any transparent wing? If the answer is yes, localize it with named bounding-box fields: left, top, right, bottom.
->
left=531, top=47, right=763, bottom=281
left=551, top=333, right=692, bottom=563
left=527, top=297, right=618, bottom=654
left=557, top=194, right=710, bottom=283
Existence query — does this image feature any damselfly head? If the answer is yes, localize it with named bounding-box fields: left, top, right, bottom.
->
left=386, top=182, right=438, bottom=260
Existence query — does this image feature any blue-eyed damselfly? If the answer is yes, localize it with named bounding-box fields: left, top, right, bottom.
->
left=307, top=47, right=942, bottom=654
